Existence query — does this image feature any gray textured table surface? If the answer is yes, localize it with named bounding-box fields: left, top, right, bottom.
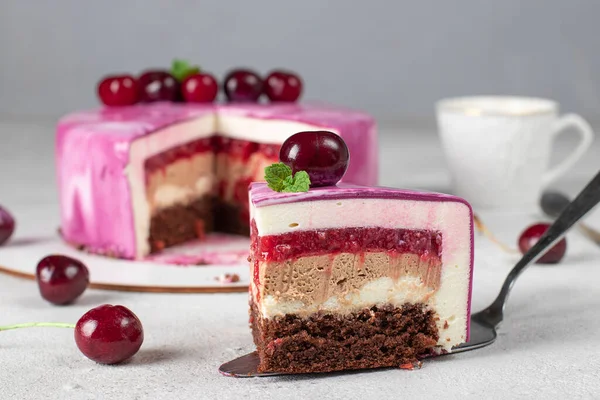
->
left=1, top=120, right=599, bottom=399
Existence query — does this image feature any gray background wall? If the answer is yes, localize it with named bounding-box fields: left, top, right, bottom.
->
left=2, top=0, right=600, bottom=126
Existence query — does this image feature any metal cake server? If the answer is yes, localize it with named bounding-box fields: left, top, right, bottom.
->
left=219, top=171, right=600, bottom=378
left=541, top=190, right=600, bottom=246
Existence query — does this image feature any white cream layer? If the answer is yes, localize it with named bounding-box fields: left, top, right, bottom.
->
left=260, top=275, right=463, bottom=351
left=252, top=198, right=472, bottom=350
left=218, top=114, right=336, bottom=143
left=126, top=114, right=331, bottom=258
left=152, top=175, right=214, bottom=210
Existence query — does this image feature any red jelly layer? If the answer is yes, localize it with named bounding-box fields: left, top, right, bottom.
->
left=144, top=136, right=215, bottom=175
left=251, top=221, right=443, bottom=263
left=213, top=136, right=280, bottom=161
left=144, top=136, right=280, bottom=180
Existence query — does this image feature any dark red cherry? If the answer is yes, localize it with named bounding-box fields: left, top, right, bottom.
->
left=223, top=69, right=263, bottom=102
left=97, top=75, right=139, bottom=106
left=0, top=205, right=15, bottom=245
left=264, top=70, right=303, bottom=102
left=182, top=73, right=218, bottom=103
left=518, top=223, right=567, bottom=264
left=36, top=255, right=90, bottom=305
left=138, top=70, right=180, bottom=102
left=75, top=304, right=143, bottom=365
left=279, top=131, right=349, bottom=187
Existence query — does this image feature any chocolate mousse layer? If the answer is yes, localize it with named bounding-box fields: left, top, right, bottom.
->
left=250, top=300, right=439, bottom=373
left=257, top=252, right=441, bottom=307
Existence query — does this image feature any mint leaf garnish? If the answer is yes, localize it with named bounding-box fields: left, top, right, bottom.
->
left=171, top=59, right=201, bottom=82
left=264, top=162, right=311, bottom=193
left=282, top=171, right=311, bottom=193
left=265, top=162, right=293, bottom=192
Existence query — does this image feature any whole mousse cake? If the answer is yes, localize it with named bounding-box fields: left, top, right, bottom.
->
left=56, top=62, right=378, bottom=259
left=248, top=131, right=474, bottom=373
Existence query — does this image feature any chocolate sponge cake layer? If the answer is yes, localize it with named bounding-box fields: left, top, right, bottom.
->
left=250, top=300, right=439, bottom=374
left=148, top=197, right=214, bottom=252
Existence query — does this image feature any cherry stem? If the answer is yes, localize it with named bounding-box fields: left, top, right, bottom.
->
left=0, top=322, right=76, bottom=331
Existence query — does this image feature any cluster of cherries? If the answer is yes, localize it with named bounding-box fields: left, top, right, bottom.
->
left=97, top=66, right=303, bottom=106
left=0, top=210, right=143, bottom=364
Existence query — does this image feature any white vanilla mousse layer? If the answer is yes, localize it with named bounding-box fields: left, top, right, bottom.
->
left=218, top=114, right=335, bottom=143
left=261, top=276, right=435, bottom=318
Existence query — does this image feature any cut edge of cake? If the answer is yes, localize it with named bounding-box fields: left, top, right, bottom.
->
left=248, top=182, right=474, bottom=373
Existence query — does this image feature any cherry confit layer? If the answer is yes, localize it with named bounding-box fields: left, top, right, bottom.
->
left=253, top=225, right=443, bottom=263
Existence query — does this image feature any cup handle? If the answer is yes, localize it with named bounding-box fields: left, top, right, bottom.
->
left=541, top=113, right=594, bottom=187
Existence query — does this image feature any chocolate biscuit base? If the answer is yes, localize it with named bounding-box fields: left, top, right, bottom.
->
left=250, top=300, right=439, bottom=374
left=214, top=201, right=250, bottom=236
left=149, top=197, right=214, bottom=252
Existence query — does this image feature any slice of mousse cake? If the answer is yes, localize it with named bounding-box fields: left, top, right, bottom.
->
left=248, top=131, right=474, bottom=374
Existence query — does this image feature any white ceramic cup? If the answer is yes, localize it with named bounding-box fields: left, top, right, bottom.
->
left=436, top=96, right=594, bottom=210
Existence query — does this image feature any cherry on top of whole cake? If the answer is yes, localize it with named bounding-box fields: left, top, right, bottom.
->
left=223, top=68, right=264, bottom=102
left=97, top=75, right=139, bottom=106
left=182, top=72, right=218, bottom=103
left=137, top=70, right=180, bottom=102
left=264, top=131, right=350, bottom=193
left=174, top=59, right=219, bottom=103
left=264, top=70, right=303, bottom=102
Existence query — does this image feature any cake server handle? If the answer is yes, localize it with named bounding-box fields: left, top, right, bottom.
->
left=478, top=169, right=600, bottom=327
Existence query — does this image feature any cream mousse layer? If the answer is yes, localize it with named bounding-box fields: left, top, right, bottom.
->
left=146, top=152, right=215, bottom=214
left=249, top=182, right=474, bottom=350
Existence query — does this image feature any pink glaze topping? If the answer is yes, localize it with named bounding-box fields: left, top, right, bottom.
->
left=249, top=182, right=471, bottom=208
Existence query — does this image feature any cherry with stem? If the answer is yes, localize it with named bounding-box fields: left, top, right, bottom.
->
left=0, top=304, right=144, bottom=365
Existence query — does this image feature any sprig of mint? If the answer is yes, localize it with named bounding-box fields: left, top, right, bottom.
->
left=171, top=59, right=201, bottom=82
left=264, top=163, right=311, bottom=193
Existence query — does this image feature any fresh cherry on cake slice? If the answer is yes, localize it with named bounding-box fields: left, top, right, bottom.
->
left=518, top=223, right=567, bottom=264
left=138, top=70, right=180, bottom=102
left=264, top=70, right=303, bottom=102
left=0, top=205, right=15, bottom=245
left=97, top=75, right=139, bottom=106
left=182, top=73, right=218, bottom=103
left=223, top=69, right=263, bottom=102
left=279, top=131, right=350, bottom=187
left=36, top=255, right=90, bottom=305
left=0, top=304, right=144, bottom=365
left=75, top=304, right=144, bottom=365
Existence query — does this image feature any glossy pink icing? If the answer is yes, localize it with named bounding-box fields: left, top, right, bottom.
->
left=249, top=182, right=474, bottom=340
left=56, top=102, right=378, bottom=259
left=249, top=182, right=470, bottom=207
